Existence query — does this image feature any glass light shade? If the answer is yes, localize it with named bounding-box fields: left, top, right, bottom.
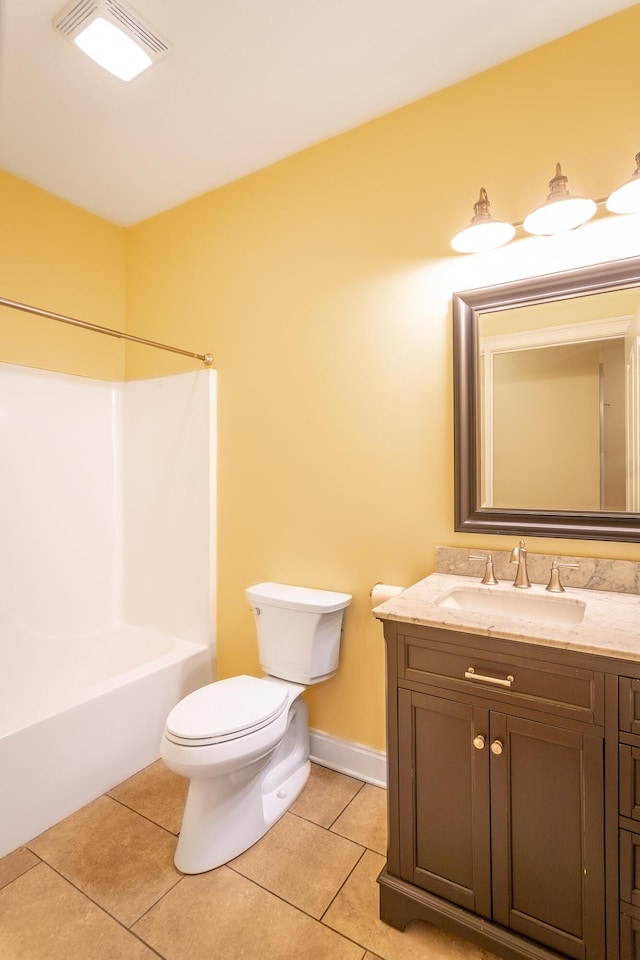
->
left=74, top=16, right=152, bottom=81
left=523, top=195, right=597, bottom=235
left=451, top=188, right=515, bottom=253
left=606, top=153, right=640, bottom=214
left=523, top=163, right=596, bottom=236
left=451, top=219, right=515, bottom=253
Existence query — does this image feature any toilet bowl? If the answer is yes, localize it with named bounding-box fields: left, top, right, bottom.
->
left=161, top=582, right=351, bottom=874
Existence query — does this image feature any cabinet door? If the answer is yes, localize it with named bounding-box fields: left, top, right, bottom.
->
left=620, top=743, right=640, bottom=822
left=489, top=714, right=605, bottom=960
left=621, top=907, right=640, bottom=960
left=397, top=688, right=491, bottom=917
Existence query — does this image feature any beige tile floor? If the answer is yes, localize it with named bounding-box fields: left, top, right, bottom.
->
left=0, top=761, right=499, bottom=960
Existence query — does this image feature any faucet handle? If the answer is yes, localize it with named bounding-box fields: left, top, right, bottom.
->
left=469, top=554, right=499, bottom=585
left=546, top=559, right=579, bottom=593
left=510, top=538, right=526, bottom=560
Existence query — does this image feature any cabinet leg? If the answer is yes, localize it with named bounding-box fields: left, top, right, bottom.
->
left=377, top=866, right=571, bottom=960
left=378, top=868, right=411, bottom=930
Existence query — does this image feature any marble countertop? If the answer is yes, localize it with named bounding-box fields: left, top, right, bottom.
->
left=373, top=572, right=640, bottom=661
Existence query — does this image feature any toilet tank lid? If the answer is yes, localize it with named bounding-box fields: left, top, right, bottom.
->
left=246, top=582, right=352, bottom=613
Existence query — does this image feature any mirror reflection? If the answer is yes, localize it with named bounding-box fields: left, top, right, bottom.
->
left=479, top=287, right=640, bottom=513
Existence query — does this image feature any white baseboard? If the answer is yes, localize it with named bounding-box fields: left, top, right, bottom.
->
left=309, top=729, right=387, bottom=787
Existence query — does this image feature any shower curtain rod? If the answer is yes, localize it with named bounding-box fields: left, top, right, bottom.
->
left=0, top=295, right=214, bottom=367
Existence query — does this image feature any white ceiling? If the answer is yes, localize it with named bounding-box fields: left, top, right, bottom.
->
left=0, top=0, right=636, bottom=226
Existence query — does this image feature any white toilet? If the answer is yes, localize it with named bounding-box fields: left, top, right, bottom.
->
left=161, top=581, right=351, bottom=874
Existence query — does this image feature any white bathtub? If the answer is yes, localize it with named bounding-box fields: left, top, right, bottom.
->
left=0, top=625, right=211, bottom=857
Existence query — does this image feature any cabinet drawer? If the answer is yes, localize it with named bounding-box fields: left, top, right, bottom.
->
left=621, top=831, right=640, bottom=907
left=621, top=679, right=640, bottom=735
left=620, top=745, right=640, bottom=822
left=399, top=631, right=603, bottom=725
left=621, top=906, right=640, bottom=960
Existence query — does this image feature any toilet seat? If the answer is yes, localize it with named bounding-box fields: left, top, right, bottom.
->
left=165, top=675, right=289, bottom=747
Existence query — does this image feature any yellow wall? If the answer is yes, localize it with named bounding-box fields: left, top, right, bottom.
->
left=124, top=5, right=640, bottom=751
left=3, top=7, right=640, bottom=752
left=0, top=169, right=126, bottom=379
left=492, top=343, right=601, bottom=509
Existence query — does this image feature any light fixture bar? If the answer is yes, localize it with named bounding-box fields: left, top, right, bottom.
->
left=451, top=153, right=639, bottom=254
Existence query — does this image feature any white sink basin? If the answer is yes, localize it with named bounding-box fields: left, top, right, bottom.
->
left=436, top=586, right=586, bottom=625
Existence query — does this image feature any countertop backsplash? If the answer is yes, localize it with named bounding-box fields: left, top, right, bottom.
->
left=436, top=545, right=640, bottom=596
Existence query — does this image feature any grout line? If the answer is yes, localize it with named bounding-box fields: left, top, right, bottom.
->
left=131, top=873, right=187, bottom=933
left=226, top=854, right=372, bottom=956
left=9, top=766, right=392, bottom=960
left=326, top=780, right=367, bottom=831
left=0, top=851, right=42, bottom=892
left=319, top=844, right=368, bottom=923
left=121, top=925, right=168, bottom=960
left=20, top=857, right=175, bottom=960
left=107, top=792, right=182, bottom=837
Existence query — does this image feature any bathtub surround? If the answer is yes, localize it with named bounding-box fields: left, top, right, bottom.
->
left=0, top=363, right=216, bottom=857
left=0, top=627, right=210, bottom=861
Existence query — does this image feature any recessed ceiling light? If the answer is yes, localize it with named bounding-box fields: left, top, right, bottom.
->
left=53, top=0, right=172, bottom=82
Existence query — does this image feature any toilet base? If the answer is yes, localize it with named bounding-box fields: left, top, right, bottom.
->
left=173, top=698, right=310, bottom=874
left=263, top=759, right=310, bottom=828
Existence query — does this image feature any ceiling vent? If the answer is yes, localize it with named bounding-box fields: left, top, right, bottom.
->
left=53, top=0, right=172, bottom=80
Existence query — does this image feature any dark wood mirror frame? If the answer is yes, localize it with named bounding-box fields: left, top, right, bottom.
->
left=453, top=254, right=640, bottom=542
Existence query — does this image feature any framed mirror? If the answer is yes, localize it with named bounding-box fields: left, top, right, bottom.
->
left=453, top=255, right=640, bottom=541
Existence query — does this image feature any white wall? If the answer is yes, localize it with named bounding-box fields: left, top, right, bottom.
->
left=0, top=365, right=119, bottom=638
left=0, top=363, right=215, bottom=647
left=122, top=370, right=216, bottom=652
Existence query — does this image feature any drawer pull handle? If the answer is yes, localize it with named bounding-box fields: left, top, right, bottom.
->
left=472, top=735, right=486, bottom=750
left=464, top=667, right=514, bottom=688
left=491, top=739, right=504, bottom=756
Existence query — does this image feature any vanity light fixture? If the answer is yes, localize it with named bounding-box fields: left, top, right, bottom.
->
left=450, top=188, right=516, bottom=254
left=451, top=152, right=639, bottom=253
left=53, top=0, right=172, bottom=82
left=606, top=152, right=640, bottom=214
left=522, top=163, right=597, bottom=236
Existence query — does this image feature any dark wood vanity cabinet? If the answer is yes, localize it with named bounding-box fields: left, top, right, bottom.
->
left=619, top=678, right=640, bottom=959
left=397, top=689, right=604, bottom=957
left=378, top=619, right=630, bottom=960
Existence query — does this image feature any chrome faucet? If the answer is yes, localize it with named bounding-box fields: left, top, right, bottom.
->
left=510, top=539, right=531, bottom=589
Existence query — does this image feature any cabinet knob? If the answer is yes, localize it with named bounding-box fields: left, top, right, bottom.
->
left=472, top=735, right=486, bottom=750
left=490, top=739, right=504, bottom=756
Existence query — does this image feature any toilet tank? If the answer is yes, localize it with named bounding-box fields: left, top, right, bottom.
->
left=246, top=582, right=351, bottom=685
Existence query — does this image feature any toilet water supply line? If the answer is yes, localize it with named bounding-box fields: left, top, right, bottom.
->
left=0, top=295, right=214, bottom=367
